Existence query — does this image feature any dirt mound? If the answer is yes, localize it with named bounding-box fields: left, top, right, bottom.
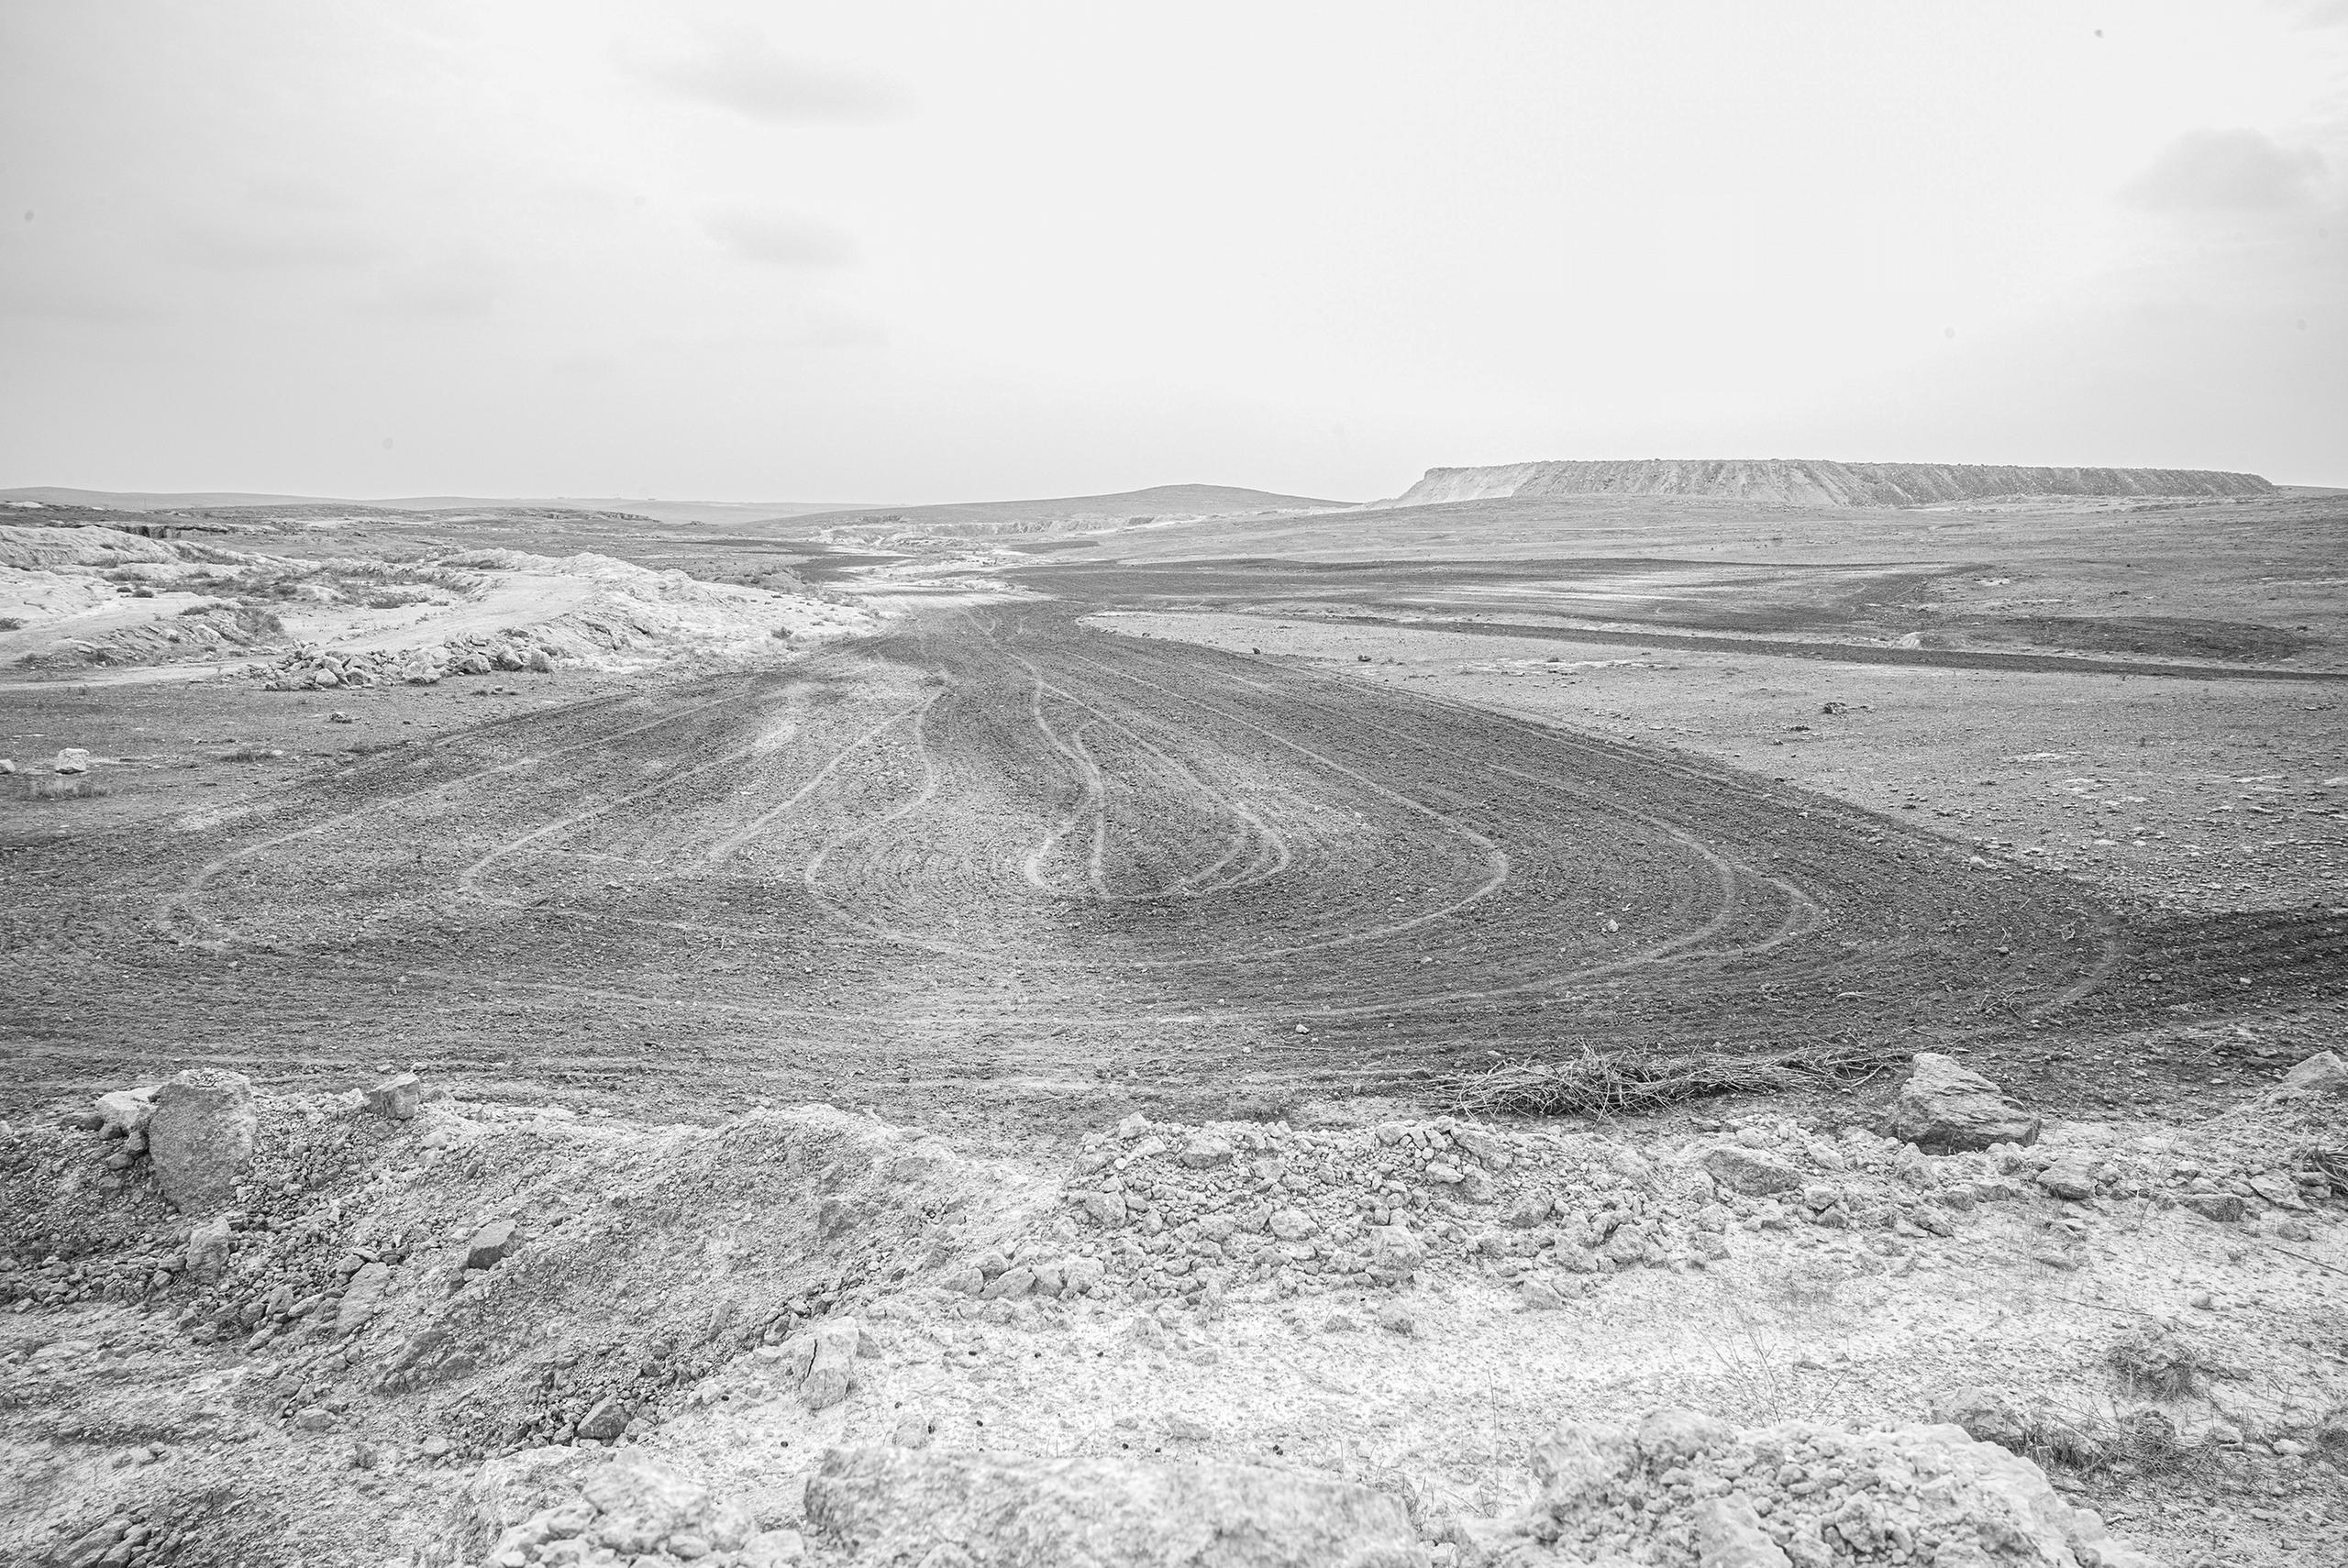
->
left=7, top=1060, right=2342, bottom=1567
left=1386, top=461, right=2276, bottom=510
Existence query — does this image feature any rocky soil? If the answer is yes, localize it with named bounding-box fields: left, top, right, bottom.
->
left=5, top=1053, right=2343, bottom=1567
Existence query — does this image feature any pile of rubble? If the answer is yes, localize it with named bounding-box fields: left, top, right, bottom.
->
left=6, top=1048, right=2342, bottom=1566
left=1457, top=1406, right=2157, bottom=1568
left=1024, top=1053, right=2343, bottom=1314
left=255, top=633, right=559, bottom=690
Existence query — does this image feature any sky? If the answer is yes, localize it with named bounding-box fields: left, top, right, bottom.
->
left=2, top=1, right=2343, bottom=502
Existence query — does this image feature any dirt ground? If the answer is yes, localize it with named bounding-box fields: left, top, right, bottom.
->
left=6, top=487, right=2347, bottom=1565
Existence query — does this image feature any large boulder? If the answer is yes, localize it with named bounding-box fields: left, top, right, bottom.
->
left=147, top=1068, right=257, bottom=1212
left=1889, top=1054, right=2039, bottom=1152
left=804, top=1449, right=1426, bottom=1567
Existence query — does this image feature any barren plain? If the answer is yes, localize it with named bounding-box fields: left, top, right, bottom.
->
left=2, top=475, right=2344, bottom=1568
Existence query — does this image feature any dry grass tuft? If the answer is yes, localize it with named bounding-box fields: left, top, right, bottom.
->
left=2108, top=1325, right=2209, bottom=1401
left=1448, top=1040, right=1903, bottom=1118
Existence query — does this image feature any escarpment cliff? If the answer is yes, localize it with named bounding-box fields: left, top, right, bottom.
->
left=1388, top=458, right=2275, bottom=508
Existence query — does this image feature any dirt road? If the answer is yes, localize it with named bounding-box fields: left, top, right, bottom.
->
left=6, top=601, right=2340, bottom=1129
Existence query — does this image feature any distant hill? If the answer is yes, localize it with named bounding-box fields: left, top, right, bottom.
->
left=1386, top=459, right=2276, bottom=509
left=0, top=487, right=856, bottom=527
left=788, top=484, right=1353, bottom=540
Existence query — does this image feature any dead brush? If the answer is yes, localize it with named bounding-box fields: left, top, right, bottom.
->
left=2107, top=1325, right=2210, bottom=1401
left=2014, top=1407, right=2111, bottom=1474
left=1448, top=1040, right=1903, bottom=1118
left=2111, top=1408, right=2215, bottom=1478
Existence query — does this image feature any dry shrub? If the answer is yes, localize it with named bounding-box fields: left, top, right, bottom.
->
left=2108, top=1325, right=2208, bottom=1400
left=1448, top=1040, right=1901, bottom=1118
left=2112, top=1408, right=2211, bottom=1477
left=2015, top=1408, right=2110, bottom=1473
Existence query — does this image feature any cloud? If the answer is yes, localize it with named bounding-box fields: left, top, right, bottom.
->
left=172, top=213, right=379, bottom=271
left=368, top=248, right=503, bottom=317
left=704, top=209, right=858, bottom=268
left=2121, top=128, right=2326, bottom=211
left=626, top=28, right=904, bottom=123
left=793, top=306, right=888, bottom=349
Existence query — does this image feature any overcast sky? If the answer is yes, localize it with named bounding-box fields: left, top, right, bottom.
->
left=3, top=1, right=2342, bottom=502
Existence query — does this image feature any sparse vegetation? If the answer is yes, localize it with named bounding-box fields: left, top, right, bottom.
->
left=2108, top=1324, right=2211, bottom=1400
left=1447, top=1040, right=1902, bottom=1117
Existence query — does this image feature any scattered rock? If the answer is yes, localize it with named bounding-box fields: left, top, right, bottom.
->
left=93, top=1086, right=159, bottom=1137
left=1694, top=1143, right=1807, bottom=1197
left=52, top=746, right=92, bottom=774
left=362, top=1072, right=424, bottom=1120
left=2179, top=1191, right=2245, bottom=1223
left=466, top=1218, right=518, bottom=1269
left=577, top=1395, right=633, bottom=1441
left=146, top=1067, right=258, bottom=1212
left=2035, top=1158, right=2097, bottom=1202
left=337, top=1260, right=391, bottom=1332
left=799, top=1318, right=863, bottom=1411
left=183, top=1213, right=234, bottom=1282
left=2276, top=1050, right=2348, bottom=1095
left=1889, top=1053, right=2041, bottom=1152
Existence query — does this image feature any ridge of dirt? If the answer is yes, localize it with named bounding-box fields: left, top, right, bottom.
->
left=4, top=1071, right=2342, bottom=1565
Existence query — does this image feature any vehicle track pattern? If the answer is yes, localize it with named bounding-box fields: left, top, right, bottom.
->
left=19, top=597, right=2333, bottom=1121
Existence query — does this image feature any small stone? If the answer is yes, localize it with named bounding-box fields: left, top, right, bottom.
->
left=93, top=1088, right=159, bottom=1138
left=1165, top=1413, right=1214, bottom=1441
left=2180, top=1192, right=2245, bottom=1223
left=1501, top=1192, right=1555, bottom=1227
left=362, top=1073, right=423, bottom=1121
left=1376, top=1301, right=1415, bottom=1336
left=1177, top=1133, right=1235, bottom=1168
left=666, top=1533, right=712, bottom=1561
left=294, top=1407, right=337, bottom=1432
left=742, top=1529, right=806, bottom=1566
left=183, top=1214, right=234, bottom=1281
left=1268, top=1209, right=1316, bottom=1242
left=1695, top=1144, right=1807, bottom=1197
left=577, top=1395, right=632, bottom=1441
left=465, top=1218, right=517, bottom=1269
left=892, top=1414, right=935, bottom=1449
left=2276, top=1051, right=2348, bottom=1095
left=420, top=1435, right=452, bottom=1457
left=1115, top=1113, right=1152, bottom=1140
left=980, top=1265, right=1036, bottom=1301
left=1322, top=1312, right=1360, bottom=1333
left=53, top=747, right=92, bottom=775
left=2036, top=1160, right=2096, bottom=1202
left=1367, top=1222, right=1426, bottom=1285
left=800, top=1318, right=862, bottom=1411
